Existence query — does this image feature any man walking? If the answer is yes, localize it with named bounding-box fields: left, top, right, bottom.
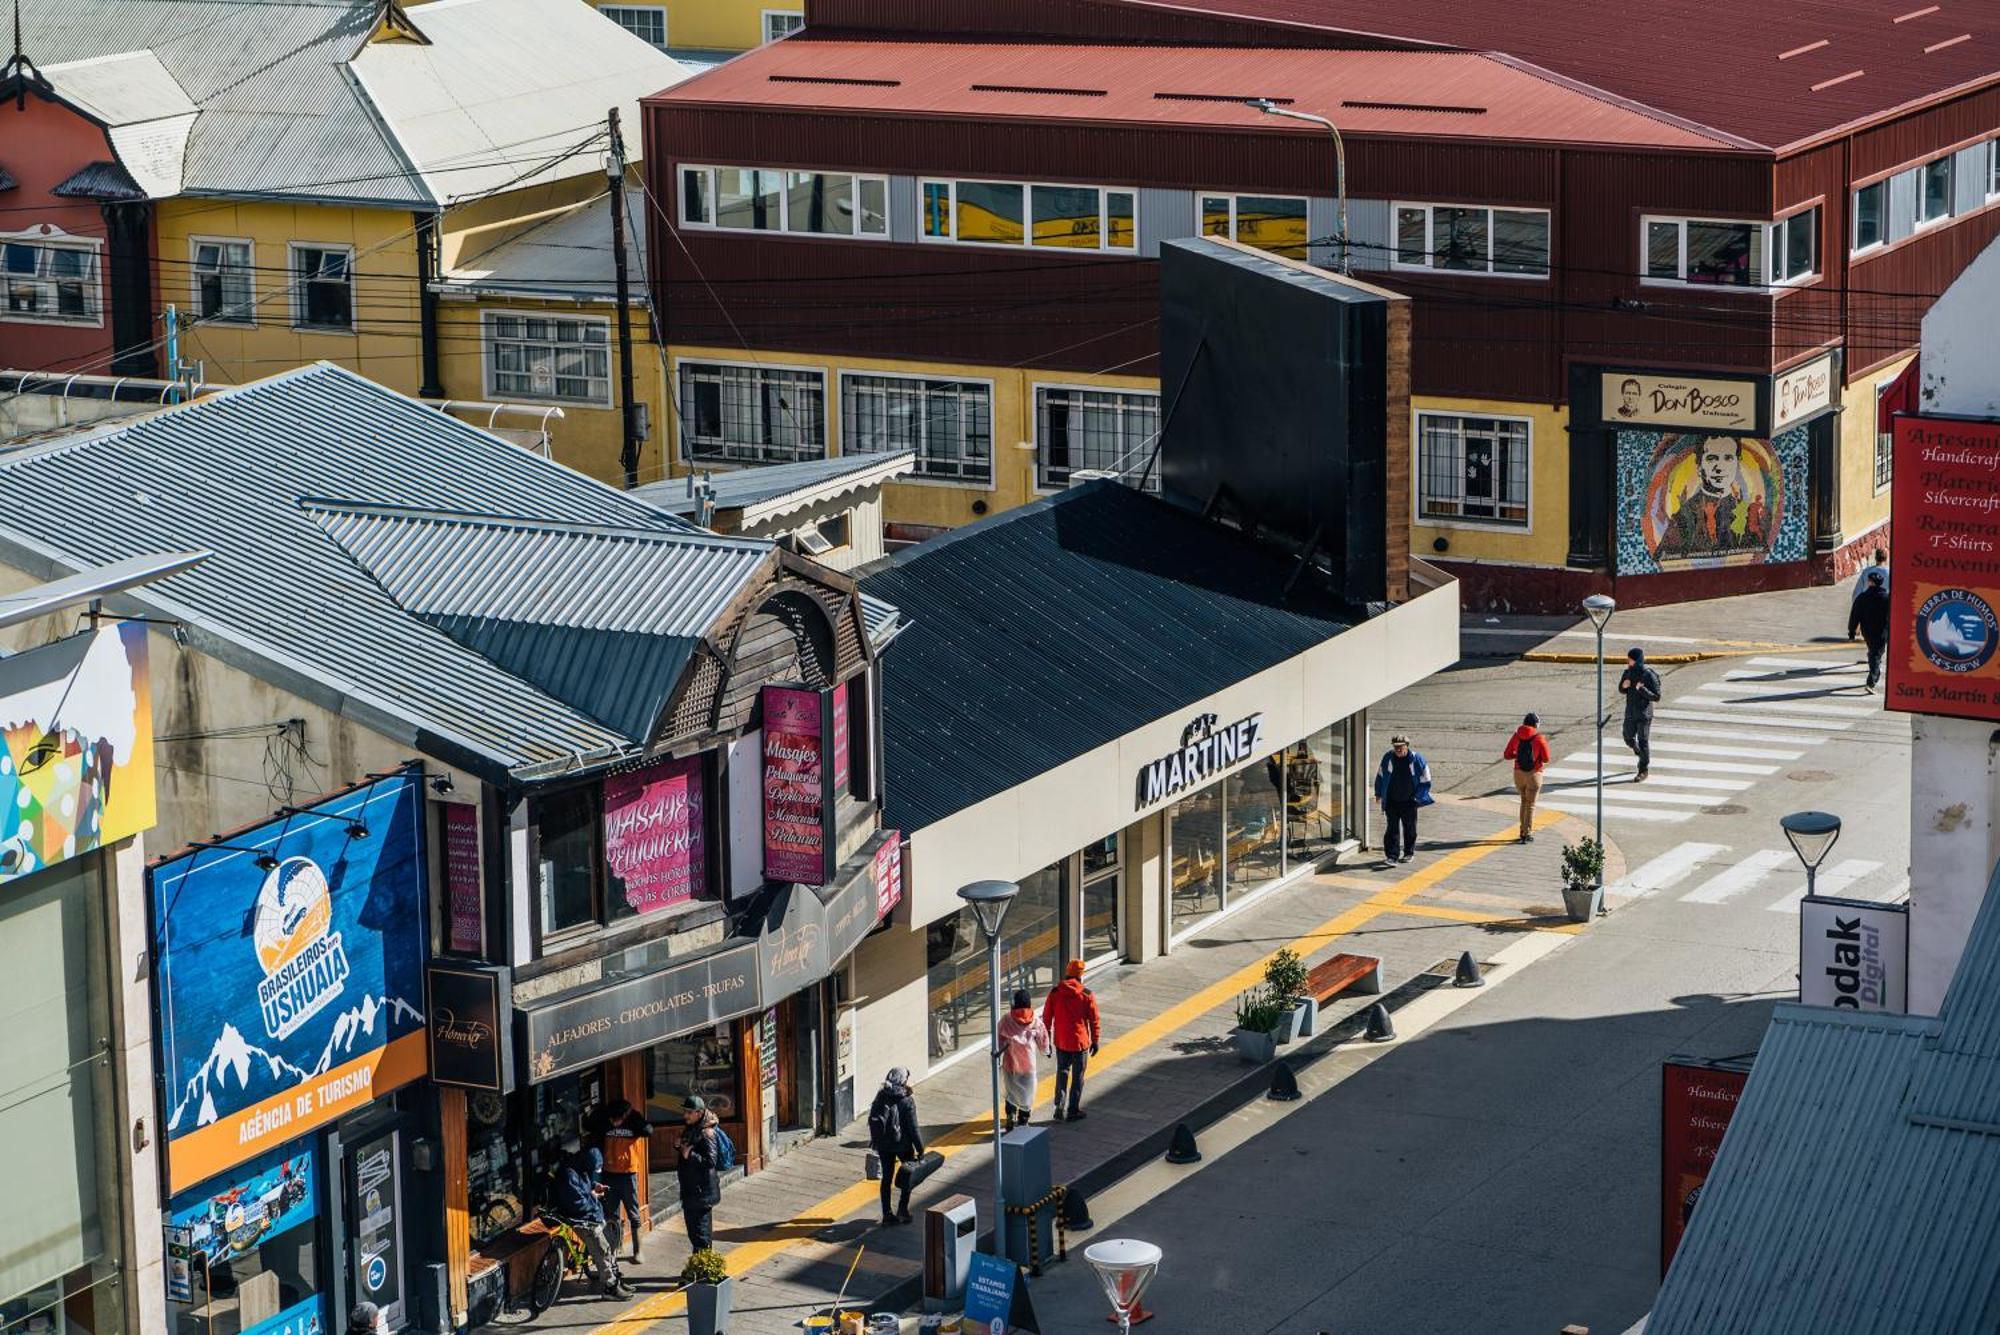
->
left=1618, top=648, right=1662, bottom=782
left=1502, top=713, right=1551, bottom=843
left=1373, top=733, right=1433, bottom=863
left=1851, top=547, right=1890, bottom=601
left=675, top=1096, right=722, bottom=1253
left=550, top=1133, right=634, bottom=1300
left=1042, top=960, right=1101, bottom=1122
left=596, top=1098, right=650, bottom=1263
left=1849, top=567, right=1891, bottom=692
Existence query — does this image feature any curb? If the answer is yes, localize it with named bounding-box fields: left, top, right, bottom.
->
left=1520, top=644, right=1838, bottom=665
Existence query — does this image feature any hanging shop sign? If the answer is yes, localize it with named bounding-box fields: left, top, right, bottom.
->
left=832, top=681, right=851, bottom=793
left=603, top=754, right=708, bottom=914
left=1887, top=415, right=2000, bottom=721
left=1773, top=353, right=1836, bottom=432
left=872, top=829, right=904, bottom=921
left=1600, top=370, right=1758, bottom=432
left=520, top=940, right=759, bottom=1081
left=1799, top=896, right=1908, bottom=1013
left=1135, top=712, right=1266, bottom=810
left=165, top=1141, right=323, bottom=1334
left=151, top=773, right=430, bottom=1194
left=440, top=801, right=483, bottom=955
left=824, top=832, right=898, bottom=966
left=0, top=621, right=154, bottom=886
left=763, top=684, right=838, bottom=884
left=1660, top=1055, right=1752, bottom=1274
left=758, top=882, right=830, bottom=999
left=426, top=961, right=514, bottom=1092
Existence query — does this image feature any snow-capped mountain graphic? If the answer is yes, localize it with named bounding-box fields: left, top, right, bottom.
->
left=312, top=993, right=424, bottom=1076
left=168, top=994, right=425, bottom=1133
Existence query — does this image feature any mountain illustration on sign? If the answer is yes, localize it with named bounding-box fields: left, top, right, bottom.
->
left=169, top=993, right=425, bottom=1132
left=1927, top=606, right=1989, bottom=658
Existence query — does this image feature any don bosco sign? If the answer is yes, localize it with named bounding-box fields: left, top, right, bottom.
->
left=1136, top=712, right=1265, bottom=810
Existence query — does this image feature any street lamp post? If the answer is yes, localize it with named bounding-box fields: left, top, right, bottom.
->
left=957, top=878, right=1020, bottom=1255
left=1246, top=100, right=1349, bottom=274
left=1582, top=595, right=1617, bottom=854
left=1781, top=811, right=1843, bottom=900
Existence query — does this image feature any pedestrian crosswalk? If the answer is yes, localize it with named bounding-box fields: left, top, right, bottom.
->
left=1608, top=843, right=1903, bottom=913
left=1537, top=655, right=1875, bottom=828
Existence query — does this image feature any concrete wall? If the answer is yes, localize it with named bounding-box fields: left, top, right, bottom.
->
left=851, top=910, right=929, bottom=1091
left=107, top=837, right=165, bottom=1335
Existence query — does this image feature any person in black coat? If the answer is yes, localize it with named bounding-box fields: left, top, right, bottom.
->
left=868, top=1067, right=924, bottom=1226
left=674, top=1096, right=722, bottom=1252
left=1849, top=567, right=1892, bottom=692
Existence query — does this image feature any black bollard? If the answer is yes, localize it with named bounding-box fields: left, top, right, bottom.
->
left=1061, top=1187, right=1094, bottom=1231
left=1453, top=950, right=1485, bottom=988
left=1364, top=1002, right=1396, bottom=1042
left=1267, top=1061, right=1302, bottom=1101
left=1164, top=1122, right=1202, bottom=1164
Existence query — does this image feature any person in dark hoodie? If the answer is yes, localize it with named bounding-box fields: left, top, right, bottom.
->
left=1618, top=648, right=1663, bottom=781
left=868, top=1068, right=923, bottom=1225
left=1849, top=566, right=1891, bottom=693
left=674, top=1096, right=722, bottom=1253
left=1501, top=712, right=1552, bottom=843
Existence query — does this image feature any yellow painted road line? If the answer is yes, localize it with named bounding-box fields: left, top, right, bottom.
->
left=587, top=815, right=1537, bottom=1334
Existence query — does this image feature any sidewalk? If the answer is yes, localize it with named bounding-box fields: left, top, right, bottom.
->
left=506, top=794, right=1617, bottom=1335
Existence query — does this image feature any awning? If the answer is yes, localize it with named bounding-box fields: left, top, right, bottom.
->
left=755, top=828, right=903, bottom=1001
left=1879, top=356, right=1921, bottom=435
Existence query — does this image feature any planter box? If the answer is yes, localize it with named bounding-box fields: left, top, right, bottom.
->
left=1293, top=997, right=1321, bottom=1039
left=1234, top=1026, right=1279, bottom=1064
left=1274, top=999, right=1310, bottom=1044
left=1562, top=885, right=1603, bottom=923
left=688, top=1277, right=733, bottom=1335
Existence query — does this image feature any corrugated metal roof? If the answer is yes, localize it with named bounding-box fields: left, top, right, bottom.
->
left=0, top=363, right=736, bottom=779
left=634, top=451, right=915, bottom=516
left=41, top=50, right=196, bottom=125
left=51, top=160, right=146, bottom=201
left=0, top=166, right=15, bottom=192
left=1649, top=870, right=2000, bottom=1334
left=654, top=39, right=1735, bottom=149
left=859, top=481, right=1355, bottom=832
left=444, top=195, right=644, bottom=301
left=858, top=591, right=901, bottom=648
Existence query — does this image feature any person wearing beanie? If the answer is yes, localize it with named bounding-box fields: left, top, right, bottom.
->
left=1371, top=733, right=1434, bottom=864
left=1501, top=712, right=1552, bottom=842
left=1849, top=566, right=1891, bottom=692
left=675, top=1096, right=722, bottom=1252
left=348, top=1303, right=382, bottom=1334
left=997, top=988, right=1053, bottom=1127
left=1042, top=961, right=1101, bottom=1122
left=550, top=1130, right=634, bottom=1300
left=1618, top=647, right=1663, bottom=781
left=867, top=1068, right=923, bottom=1225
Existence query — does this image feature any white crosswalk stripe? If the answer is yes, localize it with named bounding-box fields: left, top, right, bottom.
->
left=1698, top=679, right=1866, bottom=702
left=1652, top=723, right=1827, bottom=746
left=1647, top=740, right=1804, bottom=760
left=1607, top=843, right=1728, bottom=899
left=1560, top=751, right=1777, bottom=775
left=1540, top=798, right=1691, bottom=823
left=1679, top=848, right=1794, bottom=904
left=1742, top=656, right=1868, bottom=673
left=1543, top=767, right=1750, bottom=792
left=1765, top=859, right=1885, bottom=913
left=1685, top=695, right=1875, bottom=718
left=1654, top=707, right=1854, bottom=730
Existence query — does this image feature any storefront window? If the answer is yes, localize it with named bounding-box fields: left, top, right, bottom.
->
left=1227, top=761, right=1286, bottom=895
left=536, top=785, right=599, bottom=936
left=1168, top=787, right=1225, bottom=936
left=465, top=1091, right=524, bottom=1244
left=925, top=864, right=1063, bottom=1061
left=1080, top=835, right=1121, bottom=963
left=647, top=1026, right=742, bottom=1123
left=1283, top=726, right=1346, bottom=861
left=165, top=1144, right=322, bottom=1335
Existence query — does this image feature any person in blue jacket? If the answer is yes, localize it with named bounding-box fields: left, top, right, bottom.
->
left=1373, top=733, right=1434, bottom=865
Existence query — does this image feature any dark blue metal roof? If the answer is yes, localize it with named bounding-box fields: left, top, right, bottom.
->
left=861, top=481, right=1355, bottom=832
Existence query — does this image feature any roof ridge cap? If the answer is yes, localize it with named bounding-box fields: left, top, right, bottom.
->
left=299, top=496, right=769, bottom=549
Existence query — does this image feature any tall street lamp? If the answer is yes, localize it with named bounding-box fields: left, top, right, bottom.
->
left=1246, top=100, right=1349, bottom=274
left=957, top=878, right=1019, bottom=1254
left=1781, top=811, right=1843, bottom=900
left=1582, top=594, right=1617, bottom=853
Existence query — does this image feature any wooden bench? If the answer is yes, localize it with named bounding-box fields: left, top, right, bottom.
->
left=1306, top=952, right=1383, bottom=1004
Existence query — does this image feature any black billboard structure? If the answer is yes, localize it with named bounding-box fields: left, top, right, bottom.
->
left=1157, top=236, right=1400, bottom=608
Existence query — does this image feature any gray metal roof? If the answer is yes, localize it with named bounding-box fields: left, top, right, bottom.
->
left=860, top=481, right=1356, bottom=832
left=0, top=363, right=742, bottom=779
left=636, top=452, right=915, bottom=517
left=442, top=194, right=644, bottom=302
left=1649, top=869, right=2000, bottom=1334
left=858, top=591, right=902, bottom=649
left=52, top=160, right=146, bottom=200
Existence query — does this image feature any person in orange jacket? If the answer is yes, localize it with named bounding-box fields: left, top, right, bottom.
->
left=1042, top=960, right=1101, bottom=1122
left=1501, top=712, right=1553, bottom=844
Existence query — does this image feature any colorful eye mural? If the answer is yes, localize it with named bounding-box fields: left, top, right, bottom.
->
left=1615, top=426, right=1810, bottom=574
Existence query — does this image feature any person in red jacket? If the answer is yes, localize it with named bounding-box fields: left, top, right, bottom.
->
left=1042, top=961, right=1101, bottom=1122
left=1502, top=712, right=1552, bottom=844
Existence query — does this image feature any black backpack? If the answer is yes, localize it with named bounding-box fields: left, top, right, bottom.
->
left=868, top=1094, right=901, bottom=1148
left=1515, top=735, right=1539, bottom=772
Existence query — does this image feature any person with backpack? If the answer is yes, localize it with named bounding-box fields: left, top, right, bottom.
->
left=674, top=1096, right=726, bottom=1252
left=549, top=1133, right=634, bottom=1300
left=1043, top=961, right=1102, bottom=1122
left=997, top=988, right=1053, bottom=1127
left=868, top=1068, right=924, bottom=1226
left=1849, top=567, right=1891, bottom=692
left=595, top=1098, right=651, bottom=1263
left=1617, top=648, right=1663, bottom=782
left=1372, top=734, right=1434, bottom=864
left=1502, top=713, right=1552, bottom=843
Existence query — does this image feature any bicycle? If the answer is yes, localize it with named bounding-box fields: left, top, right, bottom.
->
left=526, top=1210, right=593, bottom=1315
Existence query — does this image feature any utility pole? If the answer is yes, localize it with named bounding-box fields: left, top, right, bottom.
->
left=607, top=106, right=642, bottom=489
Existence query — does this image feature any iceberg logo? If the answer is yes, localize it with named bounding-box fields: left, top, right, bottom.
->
left=253, top=857, right=351, bottom=1041
left=1916, top=589, right=1998, bottom=674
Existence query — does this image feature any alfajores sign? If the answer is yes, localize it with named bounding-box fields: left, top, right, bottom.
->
left=1799, top=895, right=1908, bottom=1013
left=1136, top=712, right=1265, bottom=810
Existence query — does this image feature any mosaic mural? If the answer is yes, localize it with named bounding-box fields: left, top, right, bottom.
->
left=1615, top=426, right=1810, bottom=575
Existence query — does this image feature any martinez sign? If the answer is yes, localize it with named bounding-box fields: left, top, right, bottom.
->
left=1136, top=712, right=1265, bottom=810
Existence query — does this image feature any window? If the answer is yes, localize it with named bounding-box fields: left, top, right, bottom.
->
left=921, top=179, right=1136, bottom=252
left=1642, top=216, right=1765, bottom=287
left=680, top=166, right=886, bottom=237
left=290, top=244, right=353, bottom=329
left=1770, top=208, right=1819, bottom=284
left=1853, top=181, right=1886, bottom=253
left=487, top=313, right=611, bottom=404
left=1200, top=193, right=1310, bottom=259
left=600, top=4, right=666, bottom=48
left=1416, top=413, right=1530, bottom=526
left=841, top=373, right=993, bottom=483
left=1, top=236, right=101, bottom=323
left=679, top=361, right=826, bottom=464
left=1874, top=380, right=1895, bottom=493
left=1920, top=153, right=1954, bottom=225
left=536, top=784, right=601, bottom=938
left=762, top=9, right=803, bottom=41
left=191, top=238, right=254, bottom=323
left=1035, top=385, right=1161, bottom=491
left=1990, top=138, right=2000, bottom=199
left=1392, top=203, right=1550, bottom=277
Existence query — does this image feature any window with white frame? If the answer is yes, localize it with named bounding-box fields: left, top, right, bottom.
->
left=1, top=235, right=101, bottom=323
left=1642, top=215, right=1825, bottom=288
left=1199, top=194, right=1309, bottom=259
left=842, top=374, right=992, bottom=483
left=680, top=166, right=888, bottom=238
left=291, top=244, right=353, bottom=329
left=191, top=238, right=254, bottom=323
left=487, top=313, right=611, bottom=404
left=1852, top=180, right=1886, bottom=254
left=1035, top=386, right=1161, bottom=491
left=1770, top=208, right=1819, bottom=284
left=679, top=361, right=826, bottom=465
left=1874, top=380, right=1895, bottom=493
left=762, top=9, right=803, bottom=41
left=1989, top=138, right=1999, bottom=199
left=1393, top=203, right=1550, bottom=276
left=600, top=5, right=667, bottom=48
left=922, top=179, right=1136, bottom=252
left=1919, top=153, right=1954, bottom=225
left=1416, top=413, right=1530, bottom=526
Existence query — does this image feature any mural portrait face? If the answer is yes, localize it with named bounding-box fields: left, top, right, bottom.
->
left=1618, top=378, right=1642, bottom=418
left=1694, top=436, right=1743, bottom=500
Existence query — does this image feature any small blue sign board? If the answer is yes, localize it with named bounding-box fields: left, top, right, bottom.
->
left=962, top=1253, right=1020, bottom=1334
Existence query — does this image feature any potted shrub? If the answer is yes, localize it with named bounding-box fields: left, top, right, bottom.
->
left=1264, top=947, right=1313, bottom=1042
left=1232, top=989, right=1283, bottom=1064
left=683, top=1248, right=732, bottom=1335
left=1561, top=837, right=1605, bottom=923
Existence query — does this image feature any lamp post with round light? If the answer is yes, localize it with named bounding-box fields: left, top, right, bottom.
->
left=1582, top=594, right=1617, bottom=852
left=1781, top=811, right=1843, bottom=901
left=956, top=878, right=1019, bottom=1254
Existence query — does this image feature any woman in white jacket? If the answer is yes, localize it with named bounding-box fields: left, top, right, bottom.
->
left=996, top=988, right=1053, bottom=1128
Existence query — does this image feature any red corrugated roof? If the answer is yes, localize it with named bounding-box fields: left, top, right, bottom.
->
left=650, top=39, right=1740, bottom=149
left=1109, top=0, right=2000, bottom=149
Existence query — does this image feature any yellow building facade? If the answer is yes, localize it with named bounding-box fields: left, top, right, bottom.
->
left=584, top=0, right=802, bottom=51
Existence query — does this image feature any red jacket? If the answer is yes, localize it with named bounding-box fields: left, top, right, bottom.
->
left=1503, top=726, right=1551, bottom=772
left=1042, top=978, right=1101, bottom=1053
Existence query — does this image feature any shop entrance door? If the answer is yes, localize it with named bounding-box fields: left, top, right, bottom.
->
left=343, top=1124, right=407, bottom=1331
left=772, top=986, right=825, bottom=1152
left=1075, top=835, right=1123, bottom=968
